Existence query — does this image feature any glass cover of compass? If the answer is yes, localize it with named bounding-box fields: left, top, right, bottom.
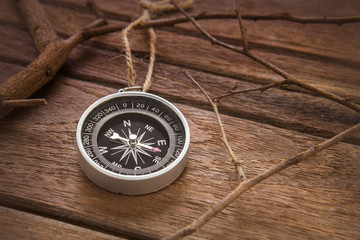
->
left=76, top=91, right=190, bottom=195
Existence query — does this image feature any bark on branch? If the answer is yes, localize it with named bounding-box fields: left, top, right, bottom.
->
left=0, top=0, right=111, bottom=118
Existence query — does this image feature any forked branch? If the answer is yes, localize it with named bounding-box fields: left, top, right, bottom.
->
left=172, top=1, right=360, bottom=114
left=186, top=72, right=246, bottom=179
left=164, top=118, right=360, bottom=239
left=0, top=0, right=110, bottom=118
left=140, top=12, right=360, bottom=28
left=163, top=1, right=360, bottom=239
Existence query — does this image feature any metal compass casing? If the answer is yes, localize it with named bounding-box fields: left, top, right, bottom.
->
left=76, top=89, right=190, bottom=195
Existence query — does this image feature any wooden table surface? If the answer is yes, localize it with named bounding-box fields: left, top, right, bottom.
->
left=1, top=0, right=359, bottom=239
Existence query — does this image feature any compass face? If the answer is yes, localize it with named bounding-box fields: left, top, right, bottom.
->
left=76, top=91, right=190, bottom=194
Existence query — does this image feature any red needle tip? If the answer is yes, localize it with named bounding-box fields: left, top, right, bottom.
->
left=152, top=147, right=161, bottom=153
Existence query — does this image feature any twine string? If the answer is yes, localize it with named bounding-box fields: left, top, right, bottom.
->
left=121, top=10, right=156, bottom=92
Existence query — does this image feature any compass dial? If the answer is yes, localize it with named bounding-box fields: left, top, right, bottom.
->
left=76, top=91, right=190, bottom=195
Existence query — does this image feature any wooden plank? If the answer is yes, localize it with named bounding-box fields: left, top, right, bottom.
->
left=1, top=0, right=359, bottom=101
left=39, top=3, right=360, bottom=101
left=0, top=206, right=123, bottom=240
left=3, top=0, right=360, bottom=66
left=0, top=24, right=359, bottom=144
left=0, top=1, right=359, bottom=238
left=0, top=76, right=359, bottom=239
left=38, top=0, right=360, bottom=65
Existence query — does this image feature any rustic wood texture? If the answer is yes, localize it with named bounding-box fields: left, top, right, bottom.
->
left=0, top=0, right=359, bottom=239
left=0, top=206, right=123, bottom=240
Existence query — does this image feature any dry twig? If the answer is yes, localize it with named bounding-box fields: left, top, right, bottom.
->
left=171, top=1, right=360, bottom=114
left=163, top=1, right=360, bottom=239
left=1, top=99, right=47, bottom=108
left=186, top=72, right=246, bottom=179
left=164, top=122, right=360, bottom=239
left=140, top=12, right=360, bottom=28
left=0, top=0, right=110, bottom=118
left=235, top=0, right=249, bottom=52
left=213, top=82, right=283, bottom=102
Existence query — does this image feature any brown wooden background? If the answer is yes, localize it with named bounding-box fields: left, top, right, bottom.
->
left=0, top=0, right=359, bottom=239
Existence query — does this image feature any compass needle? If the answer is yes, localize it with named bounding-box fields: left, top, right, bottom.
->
left=77, top=90, right=190, bottom=195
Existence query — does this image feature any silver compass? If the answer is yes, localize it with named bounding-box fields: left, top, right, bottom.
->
left=76, top=89, right=190, bottom=195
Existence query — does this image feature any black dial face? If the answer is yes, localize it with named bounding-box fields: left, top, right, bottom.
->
left=79, top=93, right=187, bottom=176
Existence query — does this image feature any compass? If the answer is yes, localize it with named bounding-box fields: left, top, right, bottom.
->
left=76, top=89, right=190, bottom=195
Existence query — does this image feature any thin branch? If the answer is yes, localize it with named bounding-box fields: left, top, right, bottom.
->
left=244, top=12, right=360, bottom=25
left=171, top=1, right=244, bottom=54
left=235, top=0, right=249, bottom=52
left=0, top=0, right=119, bottom=118
left=164, top=122, right=360, bottom=240
left=172, top=2, right=360, bottom=114
left=1, top=99, right=47, bottom=108
left=186, top=72, right=246, bottom=179
left=140, top=12, right=360, bottom=28
left=244, top=52, right=360, bottom=113
left=213, top=81, right=284, bottom=102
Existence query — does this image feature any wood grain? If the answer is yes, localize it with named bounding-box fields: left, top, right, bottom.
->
left=0, top=206, right=123, bottom=240
left=42, top=3, right=360, bottom=101
left=0, top=0, right=359, bottom=239
left=0, top=23, right=359, bottom=144
left=1, top=0, right=359, bottom=100
left=0, top=75, right=359, bottom=239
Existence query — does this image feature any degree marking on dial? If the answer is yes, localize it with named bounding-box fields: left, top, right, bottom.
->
left=115, top=104, right=120, bottom=111
left=146, top=105, right=149, bottom=111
